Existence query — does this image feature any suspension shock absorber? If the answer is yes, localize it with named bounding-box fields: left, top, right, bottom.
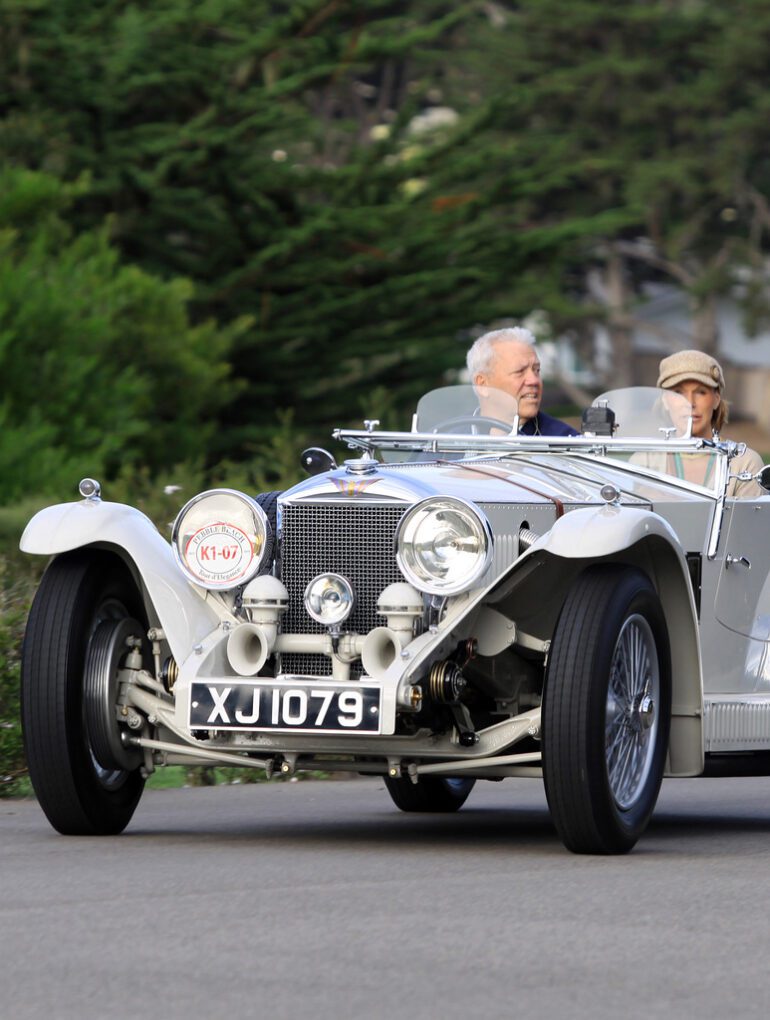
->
left=427, top=659, right=466, bottom=704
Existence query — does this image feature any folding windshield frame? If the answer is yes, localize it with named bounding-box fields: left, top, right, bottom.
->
left=334, top=427, right=720, bottom=460
left=333, top=427, right=740, bottom=559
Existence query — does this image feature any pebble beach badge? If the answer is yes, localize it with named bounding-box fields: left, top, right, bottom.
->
left=184, top=522, right=255, bottom=586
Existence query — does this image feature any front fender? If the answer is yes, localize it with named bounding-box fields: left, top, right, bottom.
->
left=21, top=500, right=220, bottom=661
left=529, top=503, right=681, bottom=558
left=513, top=505, right=703, bottom=776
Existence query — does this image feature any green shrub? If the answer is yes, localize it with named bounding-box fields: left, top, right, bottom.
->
left=0, top=167, right=245, bottom=505
left=0, top=551, right=41, bottom=797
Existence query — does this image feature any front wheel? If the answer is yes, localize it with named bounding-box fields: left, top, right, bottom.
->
left=542, top=565, right=671, bottom=854
left=384, top=776, right=475, bottom=812
left=21, top=550, right=148, bottom=835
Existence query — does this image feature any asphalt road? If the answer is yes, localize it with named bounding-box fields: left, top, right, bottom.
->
left=2, top=775, right=770, bottom=1020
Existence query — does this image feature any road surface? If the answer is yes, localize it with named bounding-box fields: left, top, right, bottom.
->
left=2, top=775, right=770, bottom=1019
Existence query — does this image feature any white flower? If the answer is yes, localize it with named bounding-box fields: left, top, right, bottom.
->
left=370, top=124, right=391, bottom=142
left=407, top=107, right=459, bottom=136
left=400, top=178, right=427, bottom=198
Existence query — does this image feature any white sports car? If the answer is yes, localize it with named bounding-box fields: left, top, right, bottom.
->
left=20, top=386, right=770, bottom=853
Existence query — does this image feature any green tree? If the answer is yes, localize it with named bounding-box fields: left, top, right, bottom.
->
left=1, top=1, right=560, bottom=440
left=0, top=167, right=243, bottom=503
left=460, top=1, right=770, bottom=384
left=5, top=0, right=768, bottom=425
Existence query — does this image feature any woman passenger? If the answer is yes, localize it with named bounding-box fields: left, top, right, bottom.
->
left=657, top=350, right=764, bottom=498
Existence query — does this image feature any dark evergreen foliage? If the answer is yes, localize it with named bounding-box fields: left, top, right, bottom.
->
left=1, top=0, right=769, bottom=438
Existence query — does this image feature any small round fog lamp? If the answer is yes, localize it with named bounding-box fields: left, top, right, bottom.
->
left=304, top=574, right=355, bottom=627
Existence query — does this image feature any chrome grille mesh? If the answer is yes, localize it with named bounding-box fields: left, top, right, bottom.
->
left=279, top=501, right=408, bottom=677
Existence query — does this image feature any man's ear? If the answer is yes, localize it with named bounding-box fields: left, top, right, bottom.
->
left=474, top=374, right=489, bottom=397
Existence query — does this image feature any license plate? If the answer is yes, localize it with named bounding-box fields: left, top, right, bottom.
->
left=189, top=678, right=382, bottom=734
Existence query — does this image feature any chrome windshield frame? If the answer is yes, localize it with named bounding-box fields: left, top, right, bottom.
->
left=334, top=428, right=716, bottom=458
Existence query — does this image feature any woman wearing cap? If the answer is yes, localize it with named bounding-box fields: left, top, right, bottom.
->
left=656, top=349, right=764, bottom=498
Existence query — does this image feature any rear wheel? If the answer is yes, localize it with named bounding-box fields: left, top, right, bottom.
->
left=384, top=776, right=475, bottom=812
left=21, top=550, right=148, bottom=835
left=542, top=565, right=671, bottom=854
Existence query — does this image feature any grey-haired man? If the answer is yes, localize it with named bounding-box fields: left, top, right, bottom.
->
left=466, top=327, right=577, bottom=437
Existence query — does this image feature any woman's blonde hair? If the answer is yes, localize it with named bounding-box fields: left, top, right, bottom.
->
left=713, top=397, right=729, bottom=435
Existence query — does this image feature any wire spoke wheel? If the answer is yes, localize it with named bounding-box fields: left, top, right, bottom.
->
left=543, top=566, right=671, bottom=854
left=605, top=614, right=660, bottom=811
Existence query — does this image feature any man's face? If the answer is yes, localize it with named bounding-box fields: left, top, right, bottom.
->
left=475, top=341, right=542, bottom=423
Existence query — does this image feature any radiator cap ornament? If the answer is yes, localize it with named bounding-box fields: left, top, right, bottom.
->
left=345, top=454, right=378, bottom=475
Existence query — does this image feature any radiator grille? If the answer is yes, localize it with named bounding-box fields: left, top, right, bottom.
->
left=279, top=501, right=408, bottom=677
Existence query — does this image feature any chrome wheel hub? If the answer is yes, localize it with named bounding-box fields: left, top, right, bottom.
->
left=605, top=614, right=660, bottom=811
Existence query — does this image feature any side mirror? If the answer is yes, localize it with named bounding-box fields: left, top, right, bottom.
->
left=758, top=465, right=770, bottom=491
left=300, top=447, right=337, bottom=476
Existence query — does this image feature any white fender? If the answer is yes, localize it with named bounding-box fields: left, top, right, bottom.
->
left=20, top=500, right=220, bottom=661
left=523, top=504, right=703, bottom=776
left=528, top=504, right=682, bottom=559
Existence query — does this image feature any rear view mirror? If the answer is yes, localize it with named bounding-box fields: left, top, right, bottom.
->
left=300, top=447, right=337, bottom=476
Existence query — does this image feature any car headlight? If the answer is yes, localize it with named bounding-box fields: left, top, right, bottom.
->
left=304, top=573, right=355, bottom=627
left=395, top=496, right=493, bottom=596
left=172, top=489, right=271, bottom=590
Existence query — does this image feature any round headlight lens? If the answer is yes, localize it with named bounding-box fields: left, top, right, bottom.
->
left=172, top=489, right=270, bottom=590
left=396, top=497, right=492, bottom=595
left=304, top=573, right=355, bottom=627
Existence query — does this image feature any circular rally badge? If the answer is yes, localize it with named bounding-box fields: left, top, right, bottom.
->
left=184, top=522, right=255, bottom=586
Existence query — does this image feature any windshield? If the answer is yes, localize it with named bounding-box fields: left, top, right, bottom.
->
left=335, top=385, right=727, bottom=493
left=592, top=388, right=723, bottom=493
left=591, top=387, right=692, bottom=439
left=413, top=385, right=519, bottom=434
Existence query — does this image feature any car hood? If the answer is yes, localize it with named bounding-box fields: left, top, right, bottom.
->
left=282, top=455, right=655, bottom=508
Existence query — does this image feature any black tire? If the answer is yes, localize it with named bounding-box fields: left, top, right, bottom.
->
left=254, top=490, right=281, bottom=565
left=384, top=776, right=475, bottom=812
left=21, top=550, right=148, bottom=835
left=542, top=565, right=671, bottom=855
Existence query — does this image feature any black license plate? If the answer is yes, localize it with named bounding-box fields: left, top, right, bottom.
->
left=189, top=679, right=382, bottom=734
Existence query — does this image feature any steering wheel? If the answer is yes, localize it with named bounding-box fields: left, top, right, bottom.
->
left=431, top=415, right=515, bottom=435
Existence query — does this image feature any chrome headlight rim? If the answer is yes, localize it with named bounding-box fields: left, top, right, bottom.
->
left=303, top=572, right=356, bottom=627
left=171, top=488, right=271, bottom=591
left=395, top=495, right=493, bottom=596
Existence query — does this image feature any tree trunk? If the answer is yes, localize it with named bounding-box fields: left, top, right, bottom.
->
left=587, top=248, right=636, bottom=388
left=692, top=293, right=719, bottom=356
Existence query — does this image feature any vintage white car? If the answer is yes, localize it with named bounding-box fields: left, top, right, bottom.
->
left=19, top=386, right=770, bottom=854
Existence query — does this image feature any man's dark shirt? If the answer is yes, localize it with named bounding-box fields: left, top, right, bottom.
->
left=519, top=411, right=578, bottom=437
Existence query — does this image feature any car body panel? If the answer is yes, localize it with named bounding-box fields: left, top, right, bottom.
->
left=21, top=499, right=223, bottom=661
